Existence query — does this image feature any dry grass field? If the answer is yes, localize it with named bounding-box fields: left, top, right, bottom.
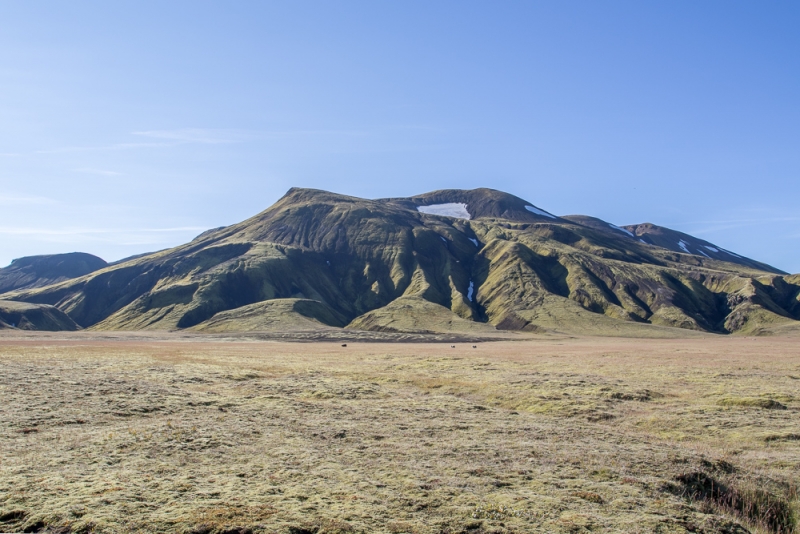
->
left=0, top=332, right=798, bottom=533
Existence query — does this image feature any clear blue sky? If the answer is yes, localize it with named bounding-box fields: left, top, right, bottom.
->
left=1, top=1, right=798, bottom=272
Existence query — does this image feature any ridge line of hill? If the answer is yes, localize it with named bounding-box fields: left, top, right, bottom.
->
left=1, top=187, right=796, bottom=336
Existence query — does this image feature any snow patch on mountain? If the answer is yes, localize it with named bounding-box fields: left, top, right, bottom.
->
left=678, top=240, right=691, bottom=253
left=722, top=248, right=742, bottom=258
left=468, top=238, right=479, bottom=247
left=417, top=203, right=471, bottom=220
left=608, top=223, right=634, bottom=237
left=467, top=281, right=474, bottom=302
left=524, top=205, right=556, bottom=219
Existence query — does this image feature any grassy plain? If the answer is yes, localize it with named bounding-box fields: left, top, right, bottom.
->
left=0, top=332, right=798, bottom=533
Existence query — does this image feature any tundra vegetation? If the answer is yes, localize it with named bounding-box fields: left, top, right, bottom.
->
left=1, top=187, right=798, bottom=532
left=1, top=332, right=798, bottom=533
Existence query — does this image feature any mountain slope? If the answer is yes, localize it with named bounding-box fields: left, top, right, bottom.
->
left=0, top=252, right=107, bottom=294
left=5, top=187, right=798, bottom=336
left=0, top=301, right=80, bottom=331
left=561, top=215, right=783, bottom=274
left=624, top=222, right=782, bottom=273
left=384, top=188, right=562, bottom=222
left=189, top=298, right=347, bottom=333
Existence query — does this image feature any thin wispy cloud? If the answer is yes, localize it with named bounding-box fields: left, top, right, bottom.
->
left=671, top=216, right=800, bottom=236
left=0, top=194, right=58, bottom=206
left=2, top=127, right=373, bottom=159
left=0, top=226, right=207, bottom=237
left=132, top=128, right=246, bottom=144
left=27, top=129, right=247, bottom=155
left=682, top=216, right=800, bottom=225
left=133, top=127, right=370, bottom=143
left=73, top=168, right=123, bottom=177
left=324, top=143, right=447, bottom=155
left=386, top=124, right=447, bottom=133
left=34, top=142, right=173, bottom=155
left=262, top=129, right=368, bottom=137
left=0, top=226, right=209, bottom=261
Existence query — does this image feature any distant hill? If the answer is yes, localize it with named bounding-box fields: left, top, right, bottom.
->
left=561, top=216, right=783, bottom=274
left=4, top=187, right=798, bottom=336
left=0, top=252, right=107, bottom=294
left=0, top=300, right=80, bottom=331
left=623, top=222, right=783, bottom=273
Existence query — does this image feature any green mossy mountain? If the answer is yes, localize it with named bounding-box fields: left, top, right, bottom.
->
left=3, top=187, right=798, bottom=335
left=0, top=252, right=107, bottom=293
left=0, top=300, right=80, bottom=331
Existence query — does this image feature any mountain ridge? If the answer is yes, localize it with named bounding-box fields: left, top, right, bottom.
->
left=2, top=187, right=797, bottom=336
left=0, top=252, right=108, bottom=293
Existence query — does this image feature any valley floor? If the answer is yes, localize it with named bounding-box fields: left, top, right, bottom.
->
left=0, top=333, right=798, bottom=533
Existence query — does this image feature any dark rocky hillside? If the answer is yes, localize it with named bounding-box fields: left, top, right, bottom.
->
left=0, top=300, right=80, bottom=331
left=3, top=188, right=798, bottom=335
left=0, top=252, right=107, bottom=294
left=561, top=216, right=783, bottom=274
left=624, top=222, right=782, bottom=273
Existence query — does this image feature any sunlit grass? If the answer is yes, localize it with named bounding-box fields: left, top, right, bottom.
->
left=0, top=334, right=797, bottom=533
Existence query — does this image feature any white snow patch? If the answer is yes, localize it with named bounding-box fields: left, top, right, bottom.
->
left=677, top=240, right=691, bottom=253
left=608, top=223, right=634, bottom=237
left=467, top=281, right=474, bottom=302
left=721, top=248, right=742, bottom=258
left=440, top=236, right=447, bottom=243
left=468, top=238, right=479, bottom=247
left=704, top=245, right=719, bottom=253
left=417, top=203, right=471, bottom=220
left=326, top=260, right=330, bottom=266
left=524, top=205, right=556, bottom=219
left=699, top=250, right=710, bottom=258
left=639, top=238, right=647, bottom=244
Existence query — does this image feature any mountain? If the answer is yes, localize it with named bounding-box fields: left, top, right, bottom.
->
left=3, top=187, right=798, bottom=336
left=560, top=216, right=783, bottom=274
left=0, top=252, right=107, bottom=293
left=624, top=222, right=782, bottom=273
left=0, top=300, right=80, bottom=331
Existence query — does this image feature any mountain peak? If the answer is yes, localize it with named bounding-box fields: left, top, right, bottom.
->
left=0, top=252, right=107, bottom=293
left=623, top=223, right=784, bottom=274
left=279, top=187, right=365, bottom=205
left=4, top=186, right=796, bottom=337
left=380, top=187, right=560, bottom=222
